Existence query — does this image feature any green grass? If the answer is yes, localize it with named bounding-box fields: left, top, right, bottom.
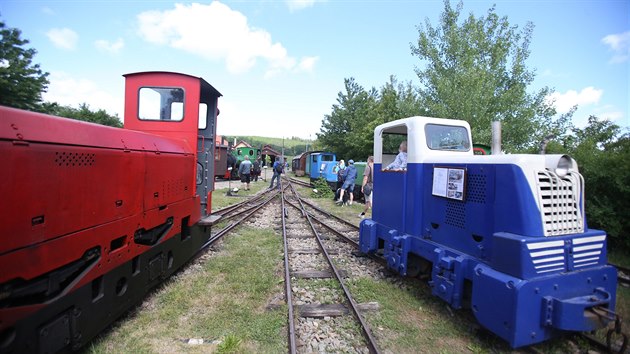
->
left=88, top=227, right=287, bottom=353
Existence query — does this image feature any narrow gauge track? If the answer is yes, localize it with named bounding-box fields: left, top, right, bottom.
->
left=280, top=180, right=381, bottom=353
left=611, top=263, right=630, bottom=287
left=205, top=187, right=279, bottom=247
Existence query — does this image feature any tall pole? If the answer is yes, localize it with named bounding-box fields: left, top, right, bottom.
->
left=491, top=121, right=502, bottom=155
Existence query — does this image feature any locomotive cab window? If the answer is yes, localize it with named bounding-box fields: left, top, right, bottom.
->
left=425, top=124, right=470, bottom=151
left=138, top=87, right=184, bottom=121
left=198, top=103, right=208, bottom=129
left=381, top=125, right=408, bottom=171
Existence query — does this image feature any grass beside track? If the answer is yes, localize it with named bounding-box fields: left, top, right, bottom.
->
left=89, top=227, right=287, bottom=353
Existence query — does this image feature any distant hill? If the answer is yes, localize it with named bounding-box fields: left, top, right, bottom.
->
left=223, top=135, right=315, bottom=156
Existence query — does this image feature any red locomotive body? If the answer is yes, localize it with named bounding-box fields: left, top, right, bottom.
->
left=0, top=72, right=221, bottom=352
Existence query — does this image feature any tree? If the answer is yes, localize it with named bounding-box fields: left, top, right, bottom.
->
left=411, top=0, right=570, bottom=152
left=558, top=117, right=630, bottom=250
left=0, top=19, right=49, bottom=111
left=317, top=78, right=377, bottom=160
left=317, top=76, right=423, bottom=161
left=40, top=102, right=123, bottom=128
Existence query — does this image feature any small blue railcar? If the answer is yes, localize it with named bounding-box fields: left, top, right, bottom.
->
left=359, top=116, right=617, bottom=348
left=309, top=152, right=336, bottom=182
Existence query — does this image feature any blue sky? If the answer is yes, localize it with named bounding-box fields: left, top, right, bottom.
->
left=1, top=0, right=628, bottom=139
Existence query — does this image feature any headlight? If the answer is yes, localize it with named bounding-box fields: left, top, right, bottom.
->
left=545, top=154, right=578, bottom=177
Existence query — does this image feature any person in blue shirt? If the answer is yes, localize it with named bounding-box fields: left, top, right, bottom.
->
left=332, top=159, right=346, bottom=190
left=385, top=141, right=407, bottom=171
left=336, top=159, right=357, bottom=205
left=269, top=157, right=283, bottom=190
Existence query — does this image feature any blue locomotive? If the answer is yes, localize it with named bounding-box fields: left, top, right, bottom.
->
left=359, top=116, right=617, bottom=348
left=308, top=151, right=337, bottom=182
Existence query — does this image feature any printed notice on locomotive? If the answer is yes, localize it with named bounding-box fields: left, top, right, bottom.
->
left=432, top=167, right=466, bottom=201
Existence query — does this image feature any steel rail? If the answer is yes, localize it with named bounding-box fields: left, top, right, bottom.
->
left=201, top=190, right=279, bottom=249
left=298, top=198, right=360, bottom=232
left=285, top=182, right=381, bottom=354
left=610, top=262, right=630, bottom=287
left=286, top=176, right=312, bottom=188
left=282, top=197, right=389, bottom=272
left=212, top=187, right=276, bottom=217
left=280, top=179, right=298, bottom=354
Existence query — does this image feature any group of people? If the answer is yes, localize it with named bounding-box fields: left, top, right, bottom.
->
left=239, top=139, right=408, bottom=219
left=332, top=156, right=374, bottom=219
left=237, top=156, right=282, bottom=191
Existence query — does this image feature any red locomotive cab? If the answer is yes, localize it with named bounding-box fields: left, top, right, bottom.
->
left=123, top=72, right=222, bottom=216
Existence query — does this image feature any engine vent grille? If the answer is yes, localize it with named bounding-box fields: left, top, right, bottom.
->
left=535, top=170, right=584, bottom=236
left=445, top=200, right=465, bottom=229
left=466, top=173, right=487, bottom=204
left=55, top=152, right=95, bottom=167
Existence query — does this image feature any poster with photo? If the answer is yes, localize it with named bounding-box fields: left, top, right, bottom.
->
left=432, top=167, right=466, bottom=201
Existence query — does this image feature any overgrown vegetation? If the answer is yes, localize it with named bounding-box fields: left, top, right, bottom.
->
left=310, top=177, right=334, bottom=199
left=546, top=116, right=630, bottom=250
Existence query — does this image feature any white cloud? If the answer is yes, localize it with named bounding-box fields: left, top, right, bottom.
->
left=95, top=38, right=125, bottom=54
left=136, top=2, right=316, bottom=75
left=602, top=31, right=630, bottom=63
left=298, top=56, right=319, bottom=71
left=286, top=0, right=319, bottom=12
left=42, top=7, right=55, bottom=15
left=46, top=28, right=78, bottom=50
left=43, top=72, right=123, bottom=120
left=546, top=87, right=603, bottom=113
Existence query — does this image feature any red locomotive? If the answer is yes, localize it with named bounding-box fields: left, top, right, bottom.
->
left=0, top=72, right=221, bottom=352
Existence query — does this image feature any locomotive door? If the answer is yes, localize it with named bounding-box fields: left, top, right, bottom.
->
left=197, top=102, right=218, bottom=217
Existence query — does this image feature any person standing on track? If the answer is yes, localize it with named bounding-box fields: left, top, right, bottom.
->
left=239, top=155, right=253, bottom=191
left=269, top=157, right=283, bottom=190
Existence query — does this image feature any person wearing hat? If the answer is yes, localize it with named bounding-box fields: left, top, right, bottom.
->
left=336, top=159, right=357, bottom=205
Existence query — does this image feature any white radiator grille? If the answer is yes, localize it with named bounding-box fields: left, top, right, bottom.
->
left=571, top=235, right=606, bottom=268
left=527, top=240, right=566, bottom=274
left=535, top=170, right=584, bottom=236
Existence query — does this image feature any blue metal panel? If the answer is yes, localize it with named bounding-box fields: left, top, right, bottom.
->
left=372, top=163, right=405, bottom=232
left=492, top=229, right=609, bottom=279
left=472, top=263, right=617, bottom=347
left=494, top=165, right=544, bottom=236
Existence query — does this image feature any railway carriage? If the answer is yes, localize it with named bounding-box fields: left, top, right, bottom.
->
left=0, top=71, right=221, bottom=353
left=359, top=116, right=618, bottom=348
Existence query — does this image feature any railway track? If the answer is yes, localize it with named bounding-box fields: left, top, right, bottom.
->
left=280, top=179, right=381, bottom=353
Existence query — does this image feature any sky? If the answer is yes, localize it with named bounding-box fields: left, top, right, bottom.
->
left=1, top=0, right=628, bottom=139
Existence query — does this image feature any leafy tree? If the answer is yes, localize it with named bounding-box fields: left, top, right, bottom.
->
left=318, top=76, right=422, bottom=161
left=410, top=0, right=570, bottom=152
left=0, top=19, right=49, bottom=111
left=40, top=102, right=123, bottom=128
left=317, top=77, right=377, bottom=160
